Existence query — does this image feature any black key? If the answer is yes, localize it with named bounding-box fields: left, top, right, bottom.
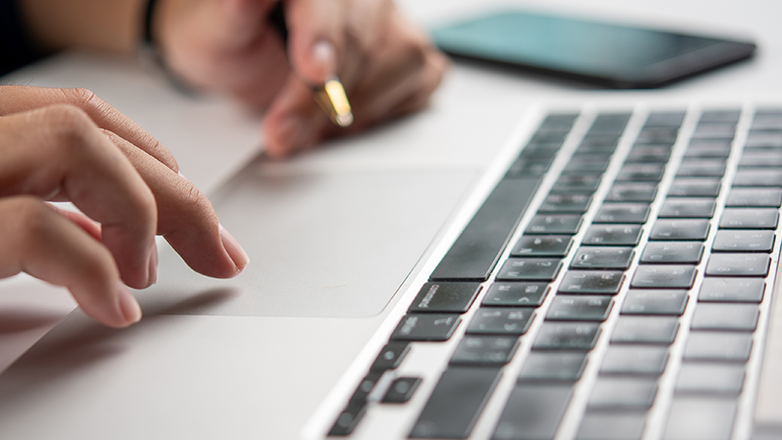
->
left=583, top=225, right=643, bottom=246
left=526, top=214, right=583, bottom=235
left=733, top=169, right=782, bottom=187
left=617, top=164, right=666, bottom=182
left=668, top=179, right=722, bottom=197
left=677, top=160, right=726, bottom=177
left=506, top=157, right=554, bottom=178
left=482, top=282, right=549, bottom=307
left=705, top=253, right=770, bottom=277
left=539, top=193, right=592, bottom=212
left=410, top=367, right=501, bottom=439
left=579, top=134, right=621, bottom=147
left=349, top=373, right=382, bottom=405
left=713, top=230, right=775, bottom=252
left=626, top=146, right=672, bottom=163
left=594, top=203, right=650, bottom=224
left=588, top=378, right=657, bottom=409
left=606, top=183, right=658, bottom=202
left=683, top=146, right=731, bottom=158
left=726, top=188, right=782, bottom=207
left=663, top=398, right=737, bottom=440
left=621, top=290, right=688, bottom=315
left=691, top=123, right=736, bottom=139
left=684, top=332, right=752, bottom=361
left=641, top=242, right=704, bottom=264
left=699, top=278, right=765, bottom=303
left=370, top=342, right=410, bottom=371
left=589, top=113, right=631, bottom=134
left=540, top=114, right=579, bottom=130
left=546, top=296, right=613, bottom=321
left=699, top=110, right=740, bottom=123
left=563, top=159, right=609, bottom=175
left=553, top=174, right=602, bottom=193
left=637, top=127, right=679, bottom=144
left=570, top=247, right=634, bottom=270
left=391, top=314, right=461, bottom=341
left=752, top=112, right=782, bottom=129
left=408, top=282, right=482, bottom=313
left=746, top=132, right=782, bottom=148
left=430, top=177, right=541, bottom=281
left=577, top=412, right=646, bottom=440
left=382, top=377, right=422, bottom=403
left=659, top=198, right=716, bottom=218
left=497, top=258, right=563, bottom=281
left=646, top=111, right=685, bottom=127
left=518, top=352, right=587, bottom=382
left=600, top=346, right=669, bottom=375
left=558, top=271, right=625, bottom=295
left=631, top=265, right=697, bottom=289
left=512, top=235, right=573, bottom=257
left=650, top=219, right=710, bottom=241
left=493, top=385, right=572, bottom=440
left=739, top=152, right=782, bottom=167
left=720, top=208, right=779, bottom=229
left=533, top=322, right=601, bottom=349
left=329, top=402, right=367, bottom=436
left=611, top=316, right=679, bottom=344
left=675, top=364, right=745, bottom=394
left=691, top=304, right=759, bottom=331
left=450, top=336, right=519, bottom=366
left=467, top=308, right=535, bottom=335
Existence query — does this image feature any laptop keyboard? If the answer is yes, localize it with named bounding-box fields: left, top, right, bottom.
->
left=326, top=107, right=782, bottom=440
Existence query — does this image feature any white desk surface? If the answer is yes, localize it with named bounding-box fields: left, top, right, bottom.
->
left=0, top=0, right=780, bottom=374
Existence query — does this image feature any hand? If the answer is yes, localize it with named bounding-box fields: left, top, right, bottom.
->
left=154, top=0, right=448, bottom=158
left=0, top=85, right=249, bottom=328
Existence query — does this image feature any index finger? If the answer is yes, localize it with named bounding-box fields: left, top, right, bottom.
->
left=285, top=0, right=349, bottom=84
left=0, top=85, right=179, bottom=172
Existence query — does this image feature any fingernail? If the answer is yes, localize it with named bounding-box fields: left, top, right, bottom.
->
left=312, top=40, right=336, bottom=78
left=274, top=114, right=311, bottom=154
left=220, top=224, right=249, bottom=273
left=117, top=284, right=143, bottom=325
left=148, top=241, right=158, bottom=286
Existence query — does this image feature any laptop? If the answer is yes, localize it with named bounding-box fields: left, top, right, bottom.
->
left=1, top=51, right=782, bottom=440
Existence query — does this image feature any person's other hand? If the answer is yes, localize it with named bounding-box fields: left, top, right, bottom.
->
left=154, top=0, right=448, bottom=158
left=0, top=85, right=248, bottom=328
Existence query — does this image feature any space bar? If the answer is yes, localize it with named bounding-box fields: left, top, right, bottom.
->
left=430, top=177, right=541, bottom=281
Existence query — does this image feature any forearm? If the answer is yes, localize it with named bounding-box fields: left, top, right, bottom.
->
left=19, top=0, right=147, bottom=53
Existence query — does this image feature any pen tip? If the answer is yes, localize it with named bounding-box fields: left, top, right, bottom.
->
left=336, top=113, right=354, bottom=127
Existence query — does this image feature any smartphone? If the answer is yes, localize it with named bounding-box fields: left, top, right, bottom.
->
left=431, top=10, right=756, bottom=89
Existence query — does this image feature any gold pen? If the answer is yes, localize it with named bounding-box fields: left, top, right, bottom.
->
left=269, top=2, right=353, bottom=127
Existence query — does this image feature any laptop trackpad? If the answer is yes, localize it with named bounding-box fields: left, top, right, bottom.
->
left=136, top=162, right=476, bottom=318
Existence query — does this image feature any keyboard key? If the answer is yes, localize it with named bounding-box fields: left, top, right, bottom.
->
left=600, top=346, right=669, bottom=375
left=512, top=235, right=573, bottom=257
left=589, top=113, right=632, bottom=134
left=329, top=402, right=367, bottom=436
left=662, top=398, right=737, bottom=440
left=570, top=247, right=634, bottom=270
left=493, top=385, right=572, bottom=440
left=467, top=308, right=535, bottom=335
left=588, top=378, right=657, bottom=409
left=594, top=203, right=650, bottom=224
left=611, top=316, right=679, bottom=344
left=676, top=364, right=745, bottom=394
left=605, top=183, right=658, bottom=202
left=739, top=152, right=782, bottom=167
left=719, top=208, right=779, bottom=229
left=733, top=169, right=782, bottom=187
left=668, top=179, right=721, bottom=197
left=726, top=188, right=782, bottom=207
left=646, top=111, right=685, bottom=127
left=408, top=282, right=482, bottom=313
left=349, top=373, right=382, bottom=405
left=699, top=278, right=765, bottom=303
left=712, top=230, right=775, bottom=252
left=370, top=342, right=410, bottom=371
left=705, top=253, right=770, bottom=276
left=640, top=242, right=704, bottom=263
left=577, top=412, right=646, bottom=440
left=563, top=160, right=609, bottom=175
left=691, top=304, right=759, bottom=331
left=527, top=214, right=583, bottom=235
left=539, top=194, right=592, bottom=212
left=410, top=367, right=501, bottom=439
left=506, top=158, right=553, bottom=178
left=626, top=146, right=671, bottom=164
left=699, top=110, right=740, bottom=123
left=482, top=282, right=549, bottom=307
left=684, top=332, right=752, bottom=361
left=617, top=164, right=665, bottom=182
left=558, top=271, right=625, bottom=295
left=553, top=174, right=602, bottom=193
left=430, top=177, right=541, bottom=281
left=659, top=198, right=716, bottom=218
left=631, top=265, right=697, bottom=289
left=637, top=127, right=679, bottom=143
left=692, top=123, right=735, bottom=139
left=533, top=322, right=601, bottom=349
left=650, top=219, right=710, bottom=241
left=497, top=258, right=563, bottom=281
left=546, top=296, right=613, bottom=321
left=450, top=336, right=519, bottom=366
left=518, top=352, right=587, bottom=382
left=382, top=377, right=422, bottom=403
left=621, top=290, right=688, bottom=315
left=391, top=314, right=461, bottom=341
left=583, top=225, right=643, bottom=246
left=677, top=160, right=726, bottom=177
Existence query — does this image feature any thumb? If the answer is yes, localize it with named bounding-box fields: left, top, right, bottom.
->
left=263, top=76, right=331, bottom=158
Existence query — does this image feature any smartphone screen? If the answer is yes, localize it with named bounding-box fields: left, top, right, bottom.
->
left=431, top=11, right=756, bottom=88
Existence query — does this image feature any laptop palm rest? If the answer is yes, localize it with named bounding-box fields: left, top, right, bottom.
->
left=136, top=158, right=476, bottom=318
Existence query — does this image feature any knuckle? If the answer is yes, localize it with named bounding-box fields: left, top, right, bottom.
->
left=65, top=87, right=104, bottom=112
left=10, top=197, right=54, bottom=247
